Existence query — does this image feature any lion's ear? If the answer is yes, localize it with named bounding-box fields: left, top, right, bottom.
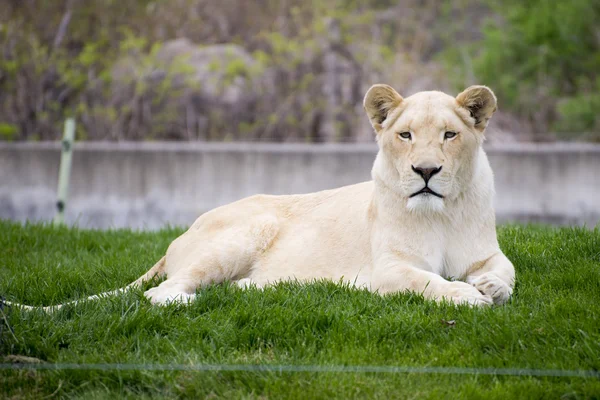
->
left=363, top=84, right=403, bottom=134
left=456, top=85, right=497, bottom=132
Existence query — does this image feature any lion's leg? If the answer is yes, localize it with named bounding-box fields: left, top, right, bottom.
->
left=371, top=258, right=493, bottom=306
left=466, top=252, right=515, bottom=305
left=145, top=214, right=280, bottom=305
left=144, top=253, right=256, bottom=304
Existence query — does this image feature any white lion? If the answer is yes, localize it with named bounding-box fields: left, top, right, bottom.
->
left=9, top=84, right=515, bottom=311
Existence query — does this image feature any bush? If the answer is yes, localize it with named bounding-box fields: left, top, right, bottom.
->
left=2, top=0, right=442, bottom=142
left=446, top=0, right=600, bottom=138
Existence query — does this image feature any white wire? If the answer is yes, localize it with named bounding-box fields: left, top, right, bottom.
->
left=0, top=363, right=598, bottom=378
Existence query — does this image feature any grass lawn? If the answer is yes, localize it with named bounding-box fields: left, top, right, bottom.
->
left=1, top=220, right=599, bottom=399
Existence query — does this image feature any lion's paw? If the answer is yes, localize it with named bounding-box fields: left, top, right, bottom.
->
left=235, top=278, right=264, bottom=290
left=442, top=281, right=493, bottom=307
left=144, top=287, right=197, bottom=305
left=467, top=273, right=512, bottom=305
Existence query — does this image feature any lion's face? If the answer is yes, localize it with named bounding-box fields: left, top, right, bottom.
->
left=364, top=85, right=497, bottom=213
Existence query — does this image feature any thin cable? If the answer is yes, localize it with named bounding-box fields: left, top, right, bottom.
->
left=0, top=363, right=598, bottom=378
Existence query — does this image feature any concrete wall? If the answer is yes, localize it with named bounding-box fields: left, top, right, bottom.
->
left=1, top=142, right=599, bottom=229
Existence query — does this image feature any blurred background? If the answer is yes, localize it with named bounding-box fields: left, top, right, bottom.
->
left=1, top=0, right=599, bottom=228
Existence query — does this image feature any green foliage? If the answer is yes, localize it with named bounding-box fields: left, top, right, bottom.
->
left=223, top=58, right=249, bottom=82
left=4, top=0, right=597, bottom=141
left=447, top=0, right=600, bottom=136
left=556, top=88, right=600, bottom=134
left=1, top=221, right=600, bottom=397
left=0, top=123, right=17, bottom=141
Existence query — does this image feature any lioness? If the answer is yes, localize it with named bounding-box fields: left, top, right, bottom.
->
left=10, top=85, right=514, bottom=311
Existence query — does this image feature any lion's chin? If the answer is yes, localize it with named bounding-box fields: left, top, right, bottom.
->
left=406, top=194, right=445, bottom=214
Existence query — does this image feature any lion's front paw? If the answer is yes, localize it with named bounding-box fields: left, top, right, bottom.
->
left=441, top=281, right=493, bottom=307
left=467, top=273, right=513, bottom=305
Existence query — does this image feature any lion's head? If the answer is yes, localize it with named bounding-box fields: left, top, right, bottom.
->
left=364, top=85, right=497, bottom=213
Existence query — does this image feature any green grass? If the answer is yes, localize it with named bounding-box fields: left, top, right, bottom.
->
left=1, top=220, right=599, bottom=399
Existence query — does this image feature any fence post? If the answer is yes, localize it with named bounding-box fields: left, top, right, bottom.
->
left=54, top=118, right=76, bottom=226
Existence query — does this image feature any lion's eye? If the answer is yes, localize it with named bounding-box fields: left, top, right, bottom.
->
left=398, top=132, right=412, bottom=140
left=444, top=131, right=457, bottom=139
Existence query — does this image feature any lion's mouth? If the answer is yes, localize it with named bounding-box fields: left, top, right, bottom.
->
left=410, top=186, right=444, bottom=199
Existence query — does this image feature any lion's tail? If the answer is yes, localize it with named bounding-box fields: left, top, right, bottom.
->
left=3, top=256, right=167, bottom=313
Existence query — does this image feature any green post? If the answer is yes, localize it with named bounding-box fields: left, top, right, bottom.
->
left=54, top=118, right=76, bottom=226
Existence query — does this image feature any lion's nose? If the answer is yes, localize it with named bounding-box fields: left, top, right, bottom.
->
left=411, top=165, right=442, bottom=183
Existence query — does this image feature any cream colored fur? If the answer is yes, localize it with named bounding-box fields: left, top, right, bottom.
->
left=8, top=85, right=515, bottom=311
